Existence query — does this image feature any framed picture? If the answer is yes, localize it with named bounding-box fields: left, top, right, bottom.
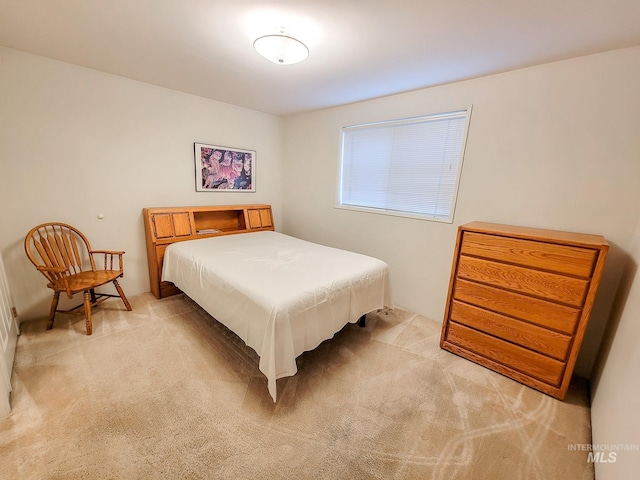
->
left=194, top=143, right=255, bottom=192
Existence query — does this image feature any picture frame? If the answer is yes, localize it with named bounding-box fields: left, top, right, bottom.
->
left=194, top=142, right=255, bottom=192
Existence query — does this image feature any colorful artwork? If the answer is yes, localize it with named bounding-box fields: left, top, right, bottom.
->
left=195, top=143, right=255, bottom=192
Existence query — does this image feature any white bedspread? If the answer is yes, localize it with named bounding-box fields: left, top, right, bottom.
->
left=161, top=231, right=392, bottom=401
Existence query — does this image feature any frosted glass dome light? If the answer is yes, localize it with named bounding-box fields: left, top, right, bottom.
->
left=253, top=30, right=309, bottom=65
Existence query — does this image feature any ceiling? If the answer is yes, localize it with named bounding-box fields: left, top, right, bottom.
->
left=1, top=0, right=639, bottom=117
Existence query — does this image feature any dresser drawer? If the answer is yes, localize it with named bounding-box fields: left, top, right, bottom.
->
left=445, top=322, right=565, bottom=386
left=442, top=222, right=608, bottom=400
left=460, top=232, right=597, bottom=278
left=453, top=279, right=580, bottom=334
left=457, top=255, right=589, bottom=307
left=160, top=281, right=181, bottom=297
left=449, top=300, right=572, bottom=361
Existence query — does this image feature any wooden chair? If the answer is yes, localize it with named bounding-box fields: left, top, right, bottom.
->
left=24, top=222, right=132, bottom=335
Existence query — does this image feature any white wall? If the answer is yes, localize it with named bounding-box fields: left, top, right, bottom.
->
left=282, top=46, right=640, bottom=378
left=0, top=46, right=284, bottom=320
left=590, top=215, right=640, bottom=480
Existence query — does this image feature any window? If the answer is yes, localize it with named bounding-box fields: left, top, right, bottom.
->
left=338, top=107, right=471, bottom=223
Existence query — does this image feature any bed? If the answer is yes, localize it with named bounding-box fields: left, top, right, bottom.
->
left=143, top=205, right=392, bottom=401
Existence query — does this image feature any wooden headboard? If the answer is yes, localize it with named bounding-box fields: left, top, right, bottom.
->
left=143, top=204, right=274, bottom=298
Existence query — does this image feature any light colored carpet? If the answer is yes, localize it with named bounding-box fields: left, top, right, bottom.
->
left=1, top=293, right=594, bottom=479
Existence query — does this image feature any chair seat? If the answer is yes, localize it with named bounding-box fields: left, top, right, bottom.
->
left=49, top=270, right=123, bottom=294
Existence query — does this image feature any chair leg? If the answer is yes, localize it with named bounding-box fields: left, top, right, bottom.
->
left=46, top=292, right=60, bottom=330
left=83, top=290, right=93, bottom=335
left=113, top=280, right=132, bottom=311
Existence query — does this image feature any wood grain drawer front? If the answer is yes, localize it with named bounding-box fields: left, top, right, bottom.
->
left=259, top=208, right=273, bottom=228
left=457, top=255, right=589, bottom=307
left=152, top=214, right=174, bottom=239
left=173, top=213, right=192, bottom=236
left=445, top=322, right=565, bottom=386
left=160, top=281, right=180, bottom=298
left=460, top=232, right=597, bottom=278
left=152, top=212, right=192, bottom=239
left=449, top=301, right=572, bottom=361
left=247, top=208, right=273, bottom=229
left=248, top=209, right=260, bottom=229
left=454, top=279, right=580, bottom=335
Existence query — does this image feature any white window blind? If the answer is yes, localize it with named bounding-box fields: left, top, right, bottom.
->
left=338, top=108, right=471, bottom=222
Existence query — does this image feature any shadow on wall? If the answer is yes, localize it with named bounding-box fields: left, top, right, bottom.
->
left=589, top=246, right=637, bottom=397
left=568, top=241, right=625, bottom=378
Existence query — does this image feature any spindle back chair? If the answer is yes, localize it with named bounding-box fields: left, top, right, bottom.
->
left=24, top=222, right=132, bottom=335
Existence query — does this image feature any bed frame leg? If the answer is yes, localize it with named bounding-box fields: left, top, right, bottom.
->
left=358, top=314, right=366, bottom=328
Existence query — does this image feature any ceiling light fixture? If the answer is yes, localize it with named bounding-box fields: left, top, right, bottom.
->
left=253, top=28, right=309, bottom=65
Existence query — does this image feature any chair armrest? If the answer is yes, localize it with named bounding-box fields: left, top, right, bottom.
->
left=89, top=250, right=125, bottom=273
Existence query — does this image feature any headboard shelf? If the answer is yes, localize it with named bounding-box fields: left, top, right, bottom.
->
left=193, top=209, right=247, bottom=233
left=143, top=204, right=274, bottom=298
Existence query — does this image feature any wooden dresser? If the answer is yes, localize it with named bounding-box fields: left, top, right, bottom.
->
left=440, top=222, right=608, bottom=399
left=143, top=204, right=274, bottom=299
